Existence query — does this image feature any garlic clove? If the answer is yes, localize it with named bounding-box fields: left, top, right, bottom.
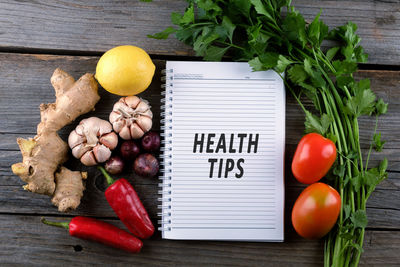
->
left=130, top=123, right=145, bottom=139
left=80, top=151, right=97, bottom=166
left=82, top=117, right=113, bottom=137
left=125, top=96, right=141, bottom=108
left=68, top=130, right=86, bottom=149
left=135, top=101, right=150, bottom=113
left=97, top=119, right=113, bottom=136
left=109, top=111, right=120, bottom=124
left=113, top=101, right=133, bottom=115
left=71, top=143, right=91, bottom=159
left=93, top=144, right=112, bottom=163
left=142, top=109, right=153, bottom=119
left=119, top=125, right=132, bottom=140
left=100, top=132, right=118, bottom=150
left=75, top=124, right=84, bottom=135
left=112, top=120, right=125, bottom=133
left=136, top=116, right=153, bottom=132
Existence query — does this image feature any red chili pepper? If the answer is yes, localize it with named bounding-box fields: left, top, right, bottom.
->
left=98, top=166, right=155, bottom=239
left=41, top=216, right=142, bottom=253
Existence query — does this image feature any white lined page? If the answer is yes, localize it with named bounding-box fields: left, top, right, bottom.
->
left=160, top=61, right=285, bottom=241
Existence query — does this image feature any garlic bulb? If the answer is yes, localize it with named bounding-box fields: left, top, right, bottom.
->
left=109, top=96, right=153, bottom=140
left=68, top=117, right=118, bottom=166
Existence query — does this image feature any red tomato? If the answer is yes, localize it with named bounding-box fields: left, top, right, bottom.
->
left=292, top=133, right=337, bottom=184
left=292, top=183, right=341, bottom=239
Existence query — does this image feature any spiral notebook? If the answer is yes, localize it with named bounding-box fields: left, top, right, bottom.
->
left=159, top=61, right=285, bottom=241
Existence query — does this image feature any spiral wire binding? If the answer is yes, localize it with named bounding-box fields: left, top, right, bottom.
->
left=158, top=67, right=174, bottom=233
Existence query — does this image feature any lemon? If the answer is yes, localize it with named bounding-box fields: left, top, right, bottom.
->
left=95, top=45, right=156, bottom=96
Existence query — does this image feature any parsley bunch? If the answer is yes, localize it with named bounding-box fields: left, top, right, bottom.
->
left=149, top=0, right=388, bottom=265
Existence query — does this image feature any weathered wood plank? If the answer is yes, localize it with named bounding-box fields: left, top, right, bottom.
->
left=0, top=1, right=399, bottom=65
left=1, top=53, right=399, bottom=150
left=2, top=142, right=399, bottom=228
left=0, top=214, right=398, bottom=266
left=0, top=168, right=399, bottom=230
left=0, top=183, right=399, bottom=230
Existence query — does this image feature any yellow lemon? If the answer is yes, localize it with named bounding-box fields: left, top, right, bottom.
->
left=95, top=45, right=156, bottom=96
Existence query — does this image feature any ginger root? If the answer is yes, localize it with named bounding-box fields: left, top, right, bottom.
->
left=52, top=167, right=87, bottom=212
left=11, top=68, right=100, bottom=212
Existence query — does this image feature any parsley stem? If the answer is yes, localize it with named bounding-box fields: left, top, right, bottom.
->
left=354, top=118, right=364, bottom=173
left=215, top=41, right=245, bottom=51
left=364, top=116, right=379, bottom=172
left=277, top=72, right=308, bottom=114
left=186, top=22, right=214, bottom=28
left=260, top=28, right=283, bottom=41
left=316, top=49, right=336, bottom=73
left=354, top=228, right=365, bottom=266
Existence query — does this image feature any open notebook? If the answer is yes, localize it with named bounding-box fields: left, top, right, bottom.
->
left=159, top=61, right=285, bottom=241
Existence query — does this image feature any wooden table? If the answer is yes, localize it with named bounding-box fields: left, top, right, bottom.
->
left=1, top=1, right=399, bottom=266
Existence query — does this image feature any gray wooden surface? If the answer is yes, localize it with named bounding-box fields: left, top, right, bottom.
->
left=0, top=0, right=399, bottom=266
left=0, top=0, right=399, bottom=65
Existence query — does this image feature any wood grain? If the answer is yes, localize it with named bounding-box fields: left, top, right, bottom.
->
left=0, top=1, right=399, bottom=65
left=1, top=54, right=399, bottom=147
left=0, top=52, right=399, bottom=264
left=0, top=214, right=399, bottom=266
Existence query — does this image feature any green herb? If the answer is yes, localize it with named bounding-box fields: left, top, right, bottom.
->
left=148, top=1, right=388, bottom=266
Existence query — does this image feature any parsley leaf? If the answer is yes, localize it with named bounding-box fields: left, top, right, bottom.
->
left=344, top=80, right=376, bottom=117
left=304, top=112, right=332, bottom=136
left=222, top=16, right=236, bottom=43
left=282, top=11, right=307, bottom=48
left=326, top=47, right=340, bottom=61
left=373, top=132, right=385, bottom=152
left=232, top=0, right=252, bottom=17
left=251, top=0, right=275, bottom=22
left=180, top=4, right=195, bottom=25
left=204, top=46, right=230, bottom=61
left=351, top=210, right=368, bottom=229
left=259, top=52, right=280, bottom=69
left=275, top=55, right=293, bottom=73
left=350, top=174, right=363, bottom=193
left=375, top=98, right=388, bottom=115
left=287, top=64, right=307, bottom=84
left=333, top=164, right=346, bottom=179
left=147, top=27, right=176, bottom=39
left=332, top=60, right=358, bottom=75
left=249, top=57, right=265, bottom=71
left=308, top=11, right=329, bottom=47
left=379, top=158, right=388, bottom=176
left=197, top=0, right=222, bottom=14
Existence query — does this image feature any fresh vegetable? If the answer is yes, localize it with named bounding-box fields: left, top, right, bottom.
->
left=51, top=167, right=87, bottom=212
left=109, top=96, right=153, bottom=140
left=11, top=68, right=100, bottom=212
left=150, top=1, right=388, bottom=265
left=95, top=45, right=155, bottom=96
left=292, top=133, right=336, bottom=184
left=120, top=140, right=141, bottom=161
left=68, top=117, right=118, bottom=166
left=141, top=131, right=161, bottom=152
left=292, top=183, right=341, bottom=239
left=105, top=156, right=125, bottom=175
left=41, top=217, right=142, bottom=253
left=134, top=153, right=159, bottom=178
left=98, top=166, right=155, bottom=239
